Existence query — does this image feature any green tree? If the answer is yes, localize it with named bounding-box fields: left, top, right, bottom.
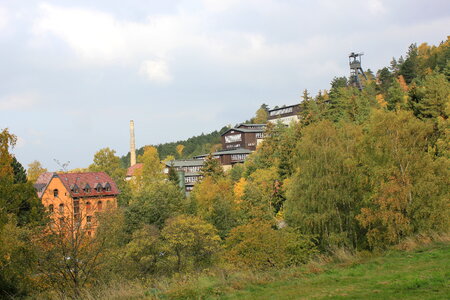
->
left=357, top=110, right=449, bottom=248
left=167, top=163, right=180, bottom=187
left=123, top=225, right=162, bottom=275
left=89, top=147, right=130, bottom=206
left=386, top=78, right=408, bottom=111
left=126, top=182, right=186, bottom=231
left=200, top=153, right=224, bottom=179
left=413, top=72, right=450, bottom=119
left=285, top=121, right=366, bottom=249
left=161, top=215, right=221, bottom=272
left=0, top=129, right=44, bottom=227
left=89, top=147, right=125, bottom=182
left=190, top=177, right=240, bottom=238
left=11, top=157, right=27, bottom=184
left=399, top=43, right=419, bottom=84
left=253, top=104, right=269, bottom=123
left=224, top=221, right=316, bottom=269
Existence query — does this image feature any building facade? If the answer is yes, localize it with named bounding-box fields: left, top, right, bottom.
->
left=267, top=104, right=301, bottom=125
left=164, top=159, right=204, bottom=192
left=35, top=172, right=119, bottom=236
left=221, top=124, right=265, bottom=151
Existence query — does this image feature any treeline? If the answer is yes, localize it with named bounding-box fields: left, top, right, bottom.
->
left=120, top=126, right=230, bottom=167
left=0, top=37, right=448, bottom=299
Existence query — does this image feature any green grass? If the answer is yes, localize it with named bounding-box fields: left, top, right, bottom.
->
left=218, top=243, right=450, bottom=300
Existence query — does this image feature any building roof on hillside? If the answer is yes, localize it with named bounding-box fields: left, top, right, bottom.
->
left=221, top=127, right=264, bottom=136
left=236, top=123, right=266, bottom=128
left=34, top=172, right=56, bottom=198
left=126, top=163, right=143, bottom=177
left=194, top=148, right=252, bottom=158
left=58, top=172, right=120, bottom=198
left=268, top=104, right=299, bottom=112
left=164, top=159, right=204, bottom=168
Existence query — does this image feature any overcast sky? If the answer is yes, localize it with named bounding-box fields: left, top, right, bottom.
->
left=1, top=0, right=449, bottom=170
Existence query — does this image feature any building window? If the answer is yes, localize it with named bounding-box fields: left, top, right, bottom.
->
left=59, top=203, right=64, bottom=213
left=86, top=216, right=92, bottom=226
left=86, top=201, right=91, bottom=211
left=97, top=201, right=102, bottom=211
left=256, top=132, right=264, bottom=139
left=106, top=200, right=112, bottom=209
left=73, top=200, right=80, bottom=216
left=104, top=183, right=111, bottom=192
left=225, top=134, right=242, bottom=143
left=53, top=189, right=59, bottom=197
left=95, top=184, right=102, bottom=192
left=84, top=184, right=90, bottom=193
left=48, top=204, right=54, bottom=213
left=231, top=154, right=247, bottom=161
left=59, top=217, right=65, bottom=226
left=71, top=184, right=79, bottom=193
left=269, top=106, right=293, bottom=117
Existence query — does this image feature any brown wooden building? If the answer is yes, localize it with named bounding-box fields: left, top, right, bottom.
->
left=268, top=104, right=301, bottom=125
left=221, top=124, right=265, bottom=151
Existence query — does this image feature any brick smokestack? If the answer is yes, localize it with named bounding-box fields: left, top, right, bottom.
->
left=130, top=120, right=136, bottom=167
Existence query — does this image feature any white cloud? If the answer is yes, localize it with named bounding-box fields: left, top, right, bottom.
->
left=0, top=92, right=39, bottom=111
left=139, top=59, right=172, bottom=84
left=368, top=0, right=386, bottom=15
left=0, top=6, right=9, bottom=31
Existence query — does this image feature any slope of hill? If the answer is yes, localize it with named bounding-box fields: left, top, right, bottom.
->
left=120, top=126, right=229, bottom=167
left=161, top=241, right=450, bottom=299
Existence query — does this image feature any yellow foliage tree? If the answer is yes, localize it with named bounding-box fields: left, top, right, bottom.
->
left=27, top=160, right=47, bottom=183
left=233, top=177, right=247, bottom=203
left=176, top=144, right=185, bottom=158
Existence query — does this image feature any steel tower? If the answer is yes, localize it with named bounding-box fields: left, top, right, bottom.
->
left=348, top=52, right=367, bottom=90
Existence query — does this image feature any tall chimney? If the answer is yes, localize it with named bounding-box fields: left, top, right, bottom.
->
left=130, top=120, right=136, bottom=167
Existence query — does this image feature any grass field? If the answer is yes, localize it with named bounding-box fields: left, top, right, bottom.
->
left=218, top=243, right=450, bottom=300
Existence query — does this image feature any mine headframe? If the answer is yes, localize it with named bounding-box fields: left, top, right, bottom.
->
left=348, top=52, right=367, bottom=90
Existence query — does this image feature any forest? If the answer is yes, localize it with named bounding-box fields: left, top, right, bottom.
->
left=0, top=37, right=449, bottom=299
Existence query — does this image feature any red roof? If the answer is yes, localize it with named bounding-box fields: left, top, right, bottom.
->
left=34, top=172, right=56, bottom=198
left=57, top=172, right=120, bottom=198
left=126, top=163, right=143, bottom=177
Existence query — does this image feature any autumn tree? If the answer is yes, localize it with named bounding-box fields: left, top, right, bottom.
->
left=190, top=177, right=240, bottom=238
left=411, top=72, right=449, bottom=119
left=224, top=221, right=316, bottom=269
left=131, top=146, right=165, bottom=194
left=252, top=104, right=269, bottom=124
left=200, top=153, right=224, bottom=179
left=176, top=144, right=185, bottom=158
left=27, top=160, right=47, bottom=183
left=356, top=110, right=449, bottom=248
left=160, top=215, right=221, bottom=272
left=0, top=129, right=44, bottom=227
left=285, top=121, right=367, bottom=249
left=126, top=182, right=186, bottom=231
left=385, top=77, right=408, bottom=111
left=89, top=147, right=125, bottom=182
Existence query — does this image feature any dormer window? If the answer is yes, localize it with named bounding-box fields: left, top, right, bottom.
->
left=71, top=184, right=79, bottom=193
left=104, top=183, right=111, bottom=192
left=95, top=183, right=102, bottom=192
left=84, top=183, right=91, bottom=193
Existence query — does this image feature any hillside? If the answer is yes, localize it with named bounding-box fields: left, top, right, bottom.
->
left=162, top=241, right=450, bottom=299
left=120, top=126, right=229, bottom=167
